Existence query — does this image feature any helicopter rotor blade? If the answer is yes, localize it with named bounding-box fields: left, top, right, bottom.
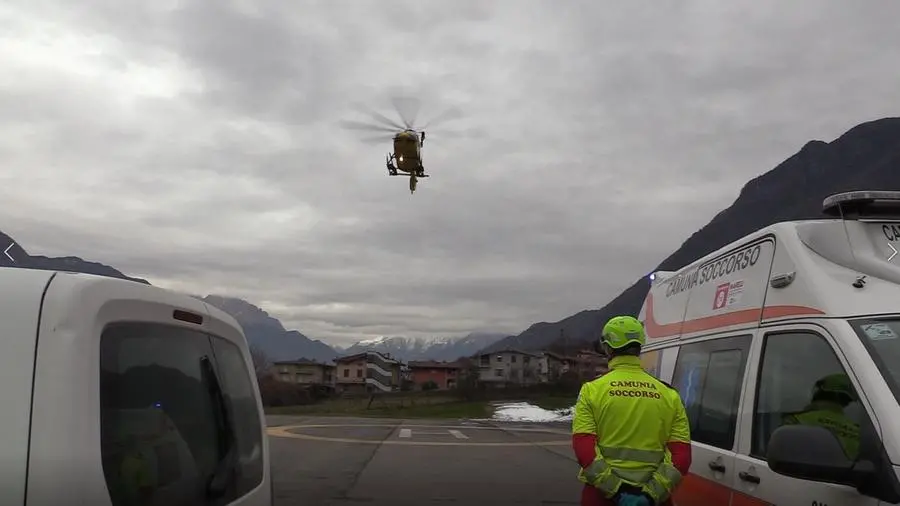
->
left=350, top=102, right=406, bottom=131
left=358, top=134, right=394, bottom=144
left=391, top=96, right=421, bottom=130
left=420, top=106, right=464, bottom=130
left=419, top=126, right=485, bottom=144
left=339, top=120, right=399, bottom=134
left=425, top=129, right=471, bottom=140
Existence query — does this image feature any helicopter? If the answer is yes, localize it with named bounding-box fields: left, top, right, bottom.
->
left=340, top=97, right=462, bottom=194
left=386, top=128, right=427, bottom=193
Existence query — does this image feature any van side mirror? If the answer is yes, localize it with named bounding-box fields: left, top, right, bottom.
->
left=768, top=425, right=871, bottom=486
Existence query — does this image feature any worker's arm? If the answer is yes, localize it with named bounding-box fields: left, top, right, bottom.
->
left=572, top=383, right=598, bottom=468
left=666, top=396, right=692, bottom=475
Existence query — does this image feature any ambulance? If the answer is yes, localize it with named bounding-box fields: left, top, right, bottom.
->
left=638, top=191, right=900, bottom=506
left=0, top=266, right=273, bottom=506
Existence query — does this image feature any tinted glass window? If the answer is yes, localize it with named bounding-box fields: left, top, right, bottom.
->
left=671, top=335, right=751, bottom=450
left=751, top=331, right=864, bottom=459
left=210, top=338, right=264, bottom=495
left=849, top=318, right=900, bottom=406
left=100, top=322, right=263, bottom=506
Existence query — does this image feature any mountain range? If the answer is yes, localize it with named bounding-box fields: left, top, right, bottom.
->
left=199, top=295, right=341, bottom=362
left=198, top=296, right=508, bottom=362
left=4, top=116, right=898, bottom=361
left=0, top=238, right=507, bottom=362
left=338, top=332, right=510, bottom=362
left=0, top=232, right=148, bottom=284
left=481, top=116, right=900, bottom=353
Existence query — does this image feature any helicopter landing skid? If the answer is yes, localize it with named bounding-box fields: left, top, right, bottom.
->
left=387, top=170, right=429, bottom=178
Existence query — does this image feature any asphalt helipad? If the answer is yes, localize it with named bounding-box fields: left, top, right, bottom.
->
left=267, top=415, right=582, bottom=506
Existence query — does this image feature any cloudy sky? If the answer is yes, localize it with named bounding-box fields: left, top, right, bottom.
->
left=2, top=1, right=899, bottom=347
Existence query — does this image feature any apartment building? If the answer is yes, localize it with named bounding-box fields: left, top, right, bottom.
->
left=474, top=349, right=543, bottom=386
left=407, top=360, right=461, bottom=390
left=272, top=358, right=336, bottom=385
left=335, top=351, right=403, bottom=394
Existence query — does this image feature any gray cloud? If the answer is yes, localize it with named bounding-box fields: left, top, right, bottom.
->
left=2, top=0, right=900, bottom=346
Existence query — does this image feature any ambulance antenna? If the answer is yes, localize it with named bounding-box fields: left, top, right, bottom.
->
left=835, top=202, right=868, bottom=288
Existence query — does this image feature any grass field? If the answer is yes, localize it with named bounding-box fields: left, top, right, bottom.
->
left=265, top=392, right=575, bottom=419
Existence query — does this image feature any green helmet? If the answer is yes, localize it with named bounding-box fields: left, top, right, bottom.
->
left=814, top=373, right=856, bottom=401
left=601, top=316, right=646, bottom=349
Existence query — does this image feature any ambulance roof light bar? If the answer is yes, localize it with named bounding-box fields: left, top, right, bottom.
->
left=821, top=191, right=900, bottom=220
left=649, top=270, right=677, bottom=285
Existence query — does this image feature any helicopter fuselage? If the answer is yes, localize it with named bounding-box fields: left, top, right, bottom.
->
left=391, top=130, right=423, bottom=174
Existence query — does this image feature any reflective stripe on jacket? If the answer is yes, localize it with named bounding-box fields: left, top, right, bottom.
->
left=783, top=400, right=860, bottom=460
left=572, top=355, right=690, bottom=504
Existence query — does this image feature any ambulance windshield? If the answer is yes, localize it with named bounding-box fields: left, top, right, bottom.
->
left=849, top=318, right=900, bottom=403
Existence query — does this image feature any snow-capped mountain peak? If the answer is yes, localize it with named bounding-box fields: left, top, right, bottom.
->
left=340, top=332, right=509, bottom=361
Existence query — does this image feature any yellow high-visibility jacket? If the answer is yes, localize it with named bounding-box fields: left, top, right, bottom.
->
left=572, top=355, right=691, bottom=503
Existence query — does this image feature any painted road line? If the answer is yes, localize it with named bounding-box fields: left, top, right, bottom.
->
left=267, top=424, right=570, bottom=447
left=266, top=423, right=568, bottom=435
left=399, top=428, right=412, bottom=438
left=448, top=430, right=468, bottom=440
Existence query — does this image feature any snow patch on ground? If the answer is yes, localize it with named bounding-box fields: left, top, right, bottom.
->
left=488, top=402, right=574, bottom=423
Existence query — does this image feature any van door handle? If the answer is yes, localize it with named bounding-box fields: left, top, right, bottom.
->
left=738, top=471, right=760, bottom=484
left=707, top=461, right=726, bottom=473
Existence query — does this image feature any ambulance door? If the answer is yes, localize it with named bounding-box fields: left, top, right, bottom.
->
left=668, top=333, right=753, bottom=506
left=732, top=325, right=879, bottom=506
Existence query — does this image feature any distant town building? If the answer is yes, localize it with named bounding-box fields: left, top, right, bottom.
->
left=272, top=358, right=336, bottom=386
left=334, top=351, right=402, bottom=394
left=407, top=360, right=461, bottom=390
left=473, top=349, right=543, bottom=387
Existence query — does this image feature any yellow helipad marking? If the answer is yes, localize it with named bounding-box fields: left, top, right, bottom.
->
left=267, top=424, right=571, bottom=447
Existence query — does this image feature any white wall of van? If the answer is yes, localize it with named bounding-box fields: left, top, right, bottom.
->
left=0, top=267, right=272, bottom=506
left=639, top=218, right=900, bottom=506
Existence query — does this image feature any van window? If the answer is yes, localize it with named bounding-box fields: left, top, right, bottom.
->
left=209, top=337, right=265, bottom=496
left=751, top=330, right=863, bottom=459
left=99, top=322, right=263, bottom=506
left=671, top=335, right=751, bottom=450
left=849, top=318, right=900, bottom=405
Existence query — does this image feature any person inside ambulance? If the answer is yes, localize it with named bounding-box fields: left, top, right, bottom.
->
left=572, top=316, right=692, bottom=506
left=781, top=373, right=861, bottom=460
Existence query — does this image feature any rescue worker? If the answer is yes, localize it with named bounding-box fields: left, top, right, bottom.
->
left=572, top=316, right=692, bottom=506
left=782, top=373, right=861, bottom=460
left=117, top=435, right=154, bottom=505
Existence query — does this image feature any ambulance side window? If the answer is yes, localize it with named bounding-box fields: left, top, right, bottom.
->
left=671, top=335, right=752, bottom=450
left=751, top=330, right=864, bottom=459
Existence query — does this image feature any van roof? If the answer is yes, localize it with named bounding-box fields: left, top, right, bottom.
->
left=639, top=216, right=900, bottom=343
left=0, top=266, right=243, bottom=338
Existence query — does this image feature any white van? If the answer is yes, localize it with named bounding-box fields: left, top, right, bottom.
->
left=637, top=191, right=900, bottom=506
left=0, top=266, right=273, bottom=506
